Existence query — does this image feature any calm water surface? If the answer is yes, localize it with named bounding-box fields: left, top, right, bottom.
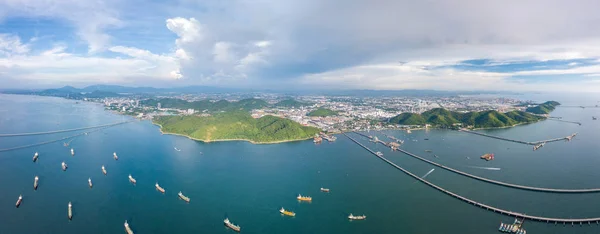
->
left=0, top=93, right=599, bottom=234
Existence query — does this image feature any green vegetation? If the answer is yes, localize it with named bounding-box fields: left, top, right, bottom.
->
left=141, top=98, right=269, bottom=112
left=526, top=101, right=561, bottom=114
left=274, top=99, right=311, bottom=108
left=307, top=108, right=338, bottom=117
left=390, top=108, right=545, bottom=128
left=154, top=111, right=320, bottom=143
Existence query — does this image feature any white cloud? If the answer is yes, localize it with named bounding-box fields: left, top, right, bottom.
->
left=0, top=34, right=29, bottom=56
left=213, top=42, right=234, bottom=63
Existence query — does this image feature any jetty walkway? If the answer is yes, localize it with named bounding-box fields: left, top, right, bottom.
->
left=343, top=132, right=600, bottom=224
left=0, top=121, right=133, bottom=137
left=0, top=128, right=103, bottom=152
left=547, top=118, right=582, bottom=126
left=458, top=129, right=576, bottom=146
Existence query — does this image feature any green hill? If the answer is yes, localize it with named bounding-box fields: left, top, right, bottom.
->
left=154, top=111, right=320, bottom=143
left=141, top=98, right=269, bottom=111
left=307, top=108, right=338, bottom=117
left=274, top=99, right=310, bottom=108
left=390, top=108, right=544, bottom=128
left=526, top=101, right=561, bottom=114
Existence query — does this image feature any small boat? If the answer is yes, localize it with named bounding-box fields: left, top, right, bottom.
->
left=33, top=152, right=39, bottom=162
left=16, top=195, right=22, bottom=208
left=125, top=220, right=134, bottom=234
left=155, top=183, right=165, bottom=193
left=348, top=214, right=366, bottom=220
left=71, top=148, right=74, bottom=156
left=68, top=202, right=72, bottom=220
left=375, top=151, right=383, bottom=156
left=34, top=176, right=39, bottom=190
left=320, top=188, right=330, bottom=193
left=178, top=191, right=190, bottom=203
left=434, top=154, right=439, bottom=158
left=62, top=162, right=68, bottom=171
left=224, top=218, right=241, bottom=232
left=88, top=178, right=93, bottom=188
left=113, top=152, right=118, bottom=160
left=174, top=147, right=181, bottom=152
left=279, top=207, right=295, bottom=217
left=102, top=165, right=107, bottom=175
left=297, top=194, right=312, bottom=202
left=128, top=174, right=136, bottom=184
left=425, top=150, right=432, bottom=153
left=424, top=138, right=429, bottom=140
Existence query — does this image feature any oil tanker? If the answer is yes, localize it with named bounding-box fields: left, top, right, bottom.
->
left=178, top=191, right=190, bottom=203
left=128, top=174, right=136, bottom=184
left=224, top=218, right=241, bottom=232
left=279, top=207, right=295, bottom=217
left=155, top=183, right=165, bottom=193
left=68, top=202, right=73, bottom=220
left=125, top=220, right=134, bottom=234
left=16, top=195, right=22, bottom=208
left=113, top=152, right=118, bottom=160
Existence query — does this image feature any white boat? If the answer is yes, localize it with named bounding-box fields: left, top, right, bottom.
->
left=320, top=188, right=330, bottom=192
left=174, top=147, right=181, bottom=152
left=34, top=176, right=39, bottom=190
left=88, top=178, right=93, bottom=188
left=348, top=214, right=366, bottom=220
left=102, top=165, right=107, bottom=175
left=224, top=218, right=241, bottom=232
left=68, top=202, right=72, bottom=220
left=62, top=162, right=68, bottom=171
left=33, top=152, right=39, bottom=162
left=128, top=174, right=136, bottom=184
left=124, top=220, right=134, bottom=234
left=113, top=152, right=118, bottom=160
left=71, top=148, right=74, bottom=156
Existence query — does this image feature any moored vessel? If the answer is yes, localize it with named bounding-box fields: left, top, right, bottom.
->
left=33, top=152, right=39, bottom=162
left=62, top=162, right=68, bottom=171
left=348, top=214, right=366, bottom=220
left=71, top=148, right=74, bottom=156
left=34, top=176, right=39, bottom=190
left=68, top=202, right=72, bottom=220
left=279, top=207, right=295, bottom=217
left=320, top=188, right=330, bottom=192
left=155, top=183, right=165, bottom=193
left=224, top=218, right=241, bottom=232
left=113, top=152, right=118, bottom=160
left=128, top=174, right=136, bottom=184
left=16, top=195, right=22, bottom=208
left=124, top=220, right=134, bottom=234
left=178, top=191, right=190, bottom=202
left=297, top=194, right=312, bottom=202
left=88, top=178, right=93, bottom=188
left=102, top=165, right=107, bottom=175
left=375, top=151, right=383, bottom=156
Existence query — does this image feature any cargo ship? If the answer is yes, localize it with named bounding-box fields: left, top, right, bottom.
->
left=348, top=214, right=366, bottom=220
left=499, top=218, right=526, bottom=233
left=224, top=218, right=241, bottom=232
left=279, top=207, right=295, bottom=217
left=71, top=148, right=74, bottom=156
left=320, top=188, right=330, bottom=193
left=178, top=191, right=190, bottom=203
left=113, top=152, right=118, bottom=160
left=128, top=174, right=136, bottom=184
left=16, top=195, right=22, bottom=208
left=155, top=183, right=165, bottom=193
left=34, top=176, right=39, bottom=190
left=62, top=162, right=68, bottom=171
left=125, top=220, right=134, bottom=234
left=297, top=194, right=312, bottom=202
left=68, top=202, right=72, bottom=220
left=480, top=153, right=494, bottom=161
left=88, top=178, right=93, bottom=188
left=102, top=165, right=107, bottom=175
left=33, top=152, right=39, bottom=162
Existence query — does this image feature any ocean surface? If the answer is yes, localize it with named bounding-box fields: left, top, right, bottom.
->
left=0, top=93, right=600, bottom=234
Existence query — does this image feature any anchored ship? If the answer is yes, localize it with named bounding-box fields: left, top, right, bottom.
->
left=279, top=207, right=295, bottom=217
left=348, top=214, right=366, bottom=220
left=178, top=191, right=190, bottom=203
left=62, top=162, right=68, bottom=171
left=113, top=152, right=118, bottom=160
left=297, top=194, right=312, bottom=202
left=102, top=165, right=107, bottom=175
left=320, top=188, right=330, bottom=193
left=499, top=218, right=526, bottom=233
left=128, top=174, right=136, bottom=184
left=224, top=218, right=241, bottom=232
left=33, top=152, right=38, bottom=162
left=155, top=183, right=165, bottom=193
left=88, top=178, right=93, bottom=188
left=16, top=195, right=22, bottom=208
left=34, top=176, right=39, bottom=190
left=71, top=148, right=74, bottom=156
left=125, top=220, right=134, bottom=234
left=68, top=202, right=73, bottom=220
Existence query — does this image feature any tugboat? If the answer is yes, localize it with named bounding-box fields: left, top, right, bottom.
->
left=33, top=152, right=39, bottom=162
left=88, top=178, right=93, bottom=188
left=155, top=183, right=165, bottom=193
left=279, top=207, right=295, bottom=217
left=62, top=162, right=68, bottom=171
left=16, top=195, right=22, bottom=208
left=348, top=214, right=366, bottom=220
left=124, top=220, right=134, bottom=234
left=113, top=152, right=118, bottom=160
left=34, top=176, right=39, bottom=190
left=297, top=194, right=312, bottom=202
left=178, top=191, right=190, bottom=203
left=128, top=174, right=136, bottom=184
left=224, top=218, right=241, bottom=232
left=320, top=188, right=330, bottom=193
left=68, top=202, right=72, bottom=220
left=71, top=148, right=74, bottom=156
left=101, top=165, right=107, bottom=175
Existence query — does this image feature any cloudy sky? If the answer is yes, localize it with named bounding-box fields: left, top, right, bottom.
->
left=1, top=0, right=600, bottom=91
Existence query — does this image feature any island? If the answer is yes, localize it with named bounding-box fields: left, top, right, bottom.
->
left=525, top=101, right=561, bottom=114
left=389, top=108, right=545, bottom=128
left=307, top=108, right=338, bottom=117
left=153, top=111, right=320, bottom=144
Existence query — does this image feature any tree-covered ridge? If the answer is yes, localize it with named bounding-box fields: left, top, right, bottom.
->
left=525, top=101, right=561, bottom=114
left=154, top=111, right=320, bottom=143
left=307, top=108, right=338, bottom=117
left=389, top=108, right=545, bottom=128
left=142, top=98, right=269, bottom=111
left=274, top=99, right=311, bottom=108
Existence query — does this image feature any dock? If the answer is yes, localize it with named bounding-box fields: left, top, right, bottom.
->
left=343, top=132, right=600, bottom=224
left=458, top=129, right=577, bottom=146
left=547, top=118, right=582, bottom=126
left=0, top=121, right=132, bottom=137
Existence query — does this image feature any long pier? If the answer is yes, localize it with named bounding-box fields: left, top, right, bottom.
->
left=343, top=132, right=600, bottom=224
left=458, top=129, right=576, bottom=146
left=0, top=121, right=133, bottom=137
left=547, top=118, right=582, bottom=126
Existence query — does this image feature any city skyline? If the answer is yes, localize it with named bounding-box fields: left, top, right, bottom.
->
left=2, top=0, right=600, bottom=92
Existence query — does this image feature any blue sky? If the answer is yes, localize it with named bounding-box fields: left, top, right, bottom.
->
left=1, top=0, right=600, bottom=91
